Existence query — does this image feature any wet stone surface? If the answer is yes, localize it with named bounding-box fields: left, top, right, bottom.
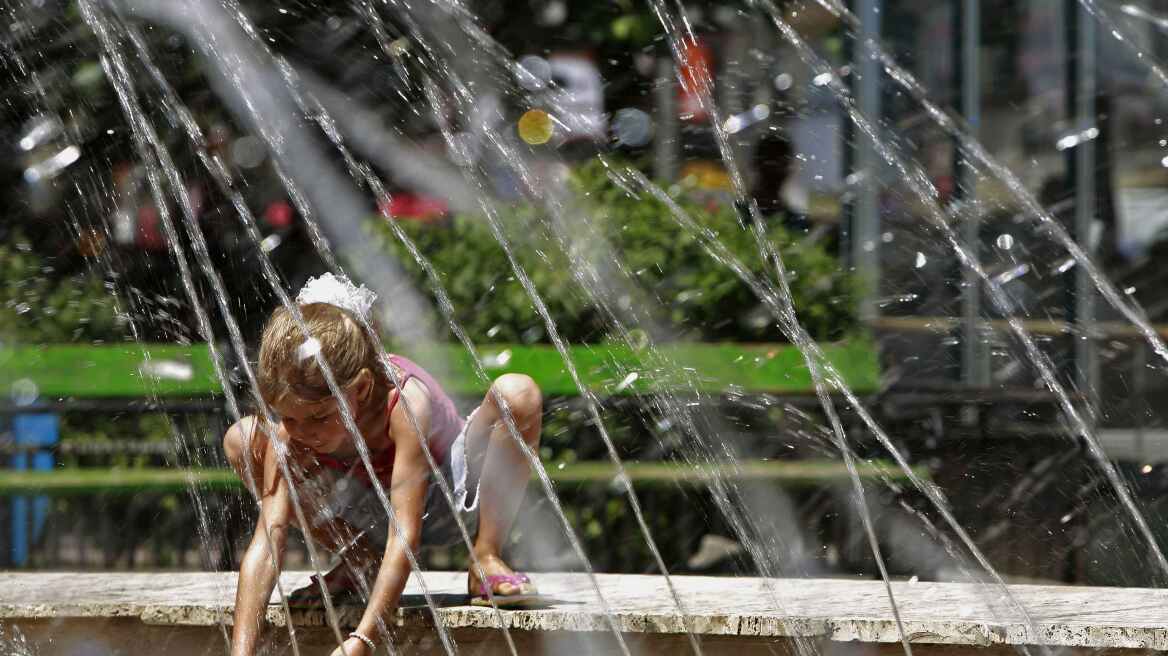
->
left=3, top=572, right=1168, bottom=650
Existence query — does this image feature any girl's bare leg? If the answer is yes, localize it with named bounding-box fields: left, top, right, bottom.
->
left=463, top=374, right=542, bottom=595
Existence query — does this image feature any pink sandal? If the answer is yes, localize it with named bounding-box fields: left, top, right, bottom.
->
left=470, top=572, right=544, bottom=608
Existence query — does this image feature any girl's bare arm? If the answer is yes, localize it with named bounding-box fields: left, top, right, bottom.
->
left=231, top=440, right=293, bottom=656
left=353, top=380, right=433, bottom=645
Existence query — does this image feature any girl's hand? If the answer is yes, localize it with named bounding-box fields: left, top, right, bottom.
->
left=328, top=636, right=373, bottom=656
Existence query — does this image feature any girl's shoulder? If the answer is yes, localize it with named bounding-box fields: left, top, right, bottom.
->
left=389, top=376, right=433, bottom=414
left=388, top=377, right=434, bottom=437
left=385, top=353, right=414, bottom=383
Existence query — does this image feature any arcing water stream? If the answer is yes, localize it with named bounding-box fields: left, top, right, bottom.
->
left=6, top=1, right=1168, bottom=654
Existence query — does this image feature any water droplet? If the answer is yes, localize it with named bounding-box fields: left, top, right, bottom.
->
left=996, top=233, right=1014, bottom=250
left=260, top=233, right=282, bottom=253
left=773, top=73, right=793, bottom=91
left=914, top=252, right=927, bottom=268
left=388, top=38, right=409, bottom=57
left=487, top=349, right=512, bottom=367
left=614, top=371, right=639, bottom=392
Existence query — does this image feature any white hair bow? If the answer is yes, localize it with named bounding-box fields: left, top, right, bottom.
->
left=295, top=272, right=377, bottom=323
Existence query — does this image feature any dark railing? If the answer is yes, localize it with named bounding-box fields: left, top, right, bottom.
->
left=2, top=474, right=886, bottom=576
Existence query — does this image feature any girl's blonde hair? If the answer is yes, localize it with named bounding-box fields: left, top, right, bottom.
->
left=257, top=303, right=389, bottom=409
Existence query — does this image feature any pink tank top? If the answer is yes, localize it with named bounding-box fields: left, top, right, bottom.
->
left=388, top=353, right=464, bottom=463
left=316, top=354, right=464, bottom=486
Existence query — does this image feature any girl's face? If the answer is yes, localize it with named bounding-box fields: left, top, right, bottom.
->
left=274, top=396, right=348, bottom=454
left=271, top=369, right=372, bottom=454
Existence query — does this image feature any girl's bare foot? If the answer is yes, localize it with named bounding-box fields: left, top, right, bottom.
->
left=467, top=552, right=537, bottom=598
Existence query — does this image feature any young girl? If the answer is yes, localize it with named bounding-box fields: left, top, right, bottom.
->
left=222, top=274, right=543, bottom=656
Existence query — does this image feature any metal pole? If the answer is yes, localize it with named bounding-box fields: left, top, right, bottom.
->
left=840, top=24, right=855, bottom=268
left=853, top=0, right=882, bottom=321
left=1071, top=0, right=1099, bottom=410
left=958, top=0, right=989, bottom=388
left=1134, top=341, right=1147, bottom=463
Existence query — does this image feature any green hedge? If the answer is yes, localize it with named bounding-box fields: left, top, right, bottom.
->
left=0, top=235, right=122, bottom=343
left=372, top=160, right=858, bottom=345
left=2, top=162, right=857, bottom=349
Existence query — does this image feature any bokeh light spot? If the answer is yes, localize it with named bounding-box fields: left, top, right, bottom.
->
left=11, top=378, right=38, bottom=406
left=517, top=109, right=554, bottom=145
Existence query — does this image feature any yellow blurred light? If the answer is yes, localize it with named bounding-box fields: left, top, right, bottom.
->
left=679, top=161, right=732, bottom=191
left=518, top=109, right=554, bottom=145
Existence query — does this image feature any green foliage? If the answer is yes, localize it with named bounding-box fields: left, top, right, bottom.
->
left=372, top=160, right=858, bottom=344
left=379, top=201, right=601, bottom=344
left=0, top=236, right=123, bottom=344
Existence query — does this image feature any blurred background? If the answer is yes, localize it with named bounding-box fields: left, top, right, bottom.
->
left=3, top=0, right=1168, bottom=590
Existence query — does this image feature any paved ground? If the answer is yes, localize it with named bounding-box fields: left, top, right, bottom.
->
left=3, top=571, right=1168, bottom=651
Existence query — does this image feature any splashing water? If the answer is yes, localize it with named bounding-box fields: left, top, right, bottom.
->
left=0, top=627, right=34, bottom=656
left=751, top=0, right=1168, bottom=582
left=8, top=1, right=1168, bottom=655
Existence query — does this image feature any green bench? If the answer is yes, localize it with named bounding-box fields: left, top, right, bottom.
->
left=0, top=340, right=887, bottom=498
left=0, top=340, right=878, bottom=400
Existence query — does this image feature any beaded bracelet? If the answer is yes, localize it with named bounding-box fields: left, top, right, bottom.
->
left=348, top=631, right=376, bottom=652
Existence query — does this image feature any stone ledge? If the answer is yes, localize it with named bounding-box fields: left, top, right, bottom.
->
left=3, top=572, right=1168, bottom=650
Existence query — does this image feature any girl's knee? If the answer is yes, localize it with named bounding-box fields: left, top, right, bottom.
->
left=223, top=424, right=245, bottom=471
left=223, top=416, right=260, bottom=476
left=490, top=373, right=542, bottom=419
